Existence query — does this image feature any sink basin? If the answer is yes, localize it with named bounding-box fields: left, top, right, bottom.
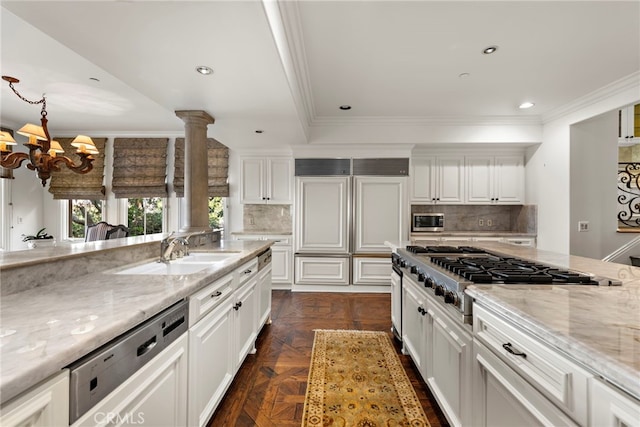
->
left=115, top=261, right=212, bottom=276
left=181, top=252, right=240, bottom=263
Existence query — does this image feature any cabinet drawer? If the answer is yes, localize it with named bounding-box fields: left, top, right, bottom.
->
left=473, top=304, right=591, bottom=425
left=236, top=258, right=258, bottom=287
left=294, top=256, right=350, bottom=285
left=189, top=274, right=234, bottom=326
left=353, top=257, right=391, bottom=285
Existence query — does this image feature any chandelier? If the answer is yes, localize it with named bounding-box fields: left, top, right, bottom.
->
left=0, top=75, right=98, bottom=186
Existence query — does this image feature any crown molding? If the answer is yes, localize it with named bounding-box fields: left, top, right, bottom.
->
left=542, top=71, right=640, bottom=124
left=310, top=115, right=543, bottom=127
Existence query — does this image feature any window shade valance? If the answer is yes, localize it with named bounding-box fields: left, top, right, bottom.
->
left=48, top=137, right=107, bottom=200
left=112, top=138, right=168, bottom=198
left=174, top=137, right=229, bottom=197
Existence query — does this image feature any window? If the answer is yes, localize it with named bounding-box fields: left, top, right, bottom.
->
left=69, top=200, right=104, bottom=239
left=128, top=197, right=164, bottom=236
left=209, top=196, right=224, bottom=229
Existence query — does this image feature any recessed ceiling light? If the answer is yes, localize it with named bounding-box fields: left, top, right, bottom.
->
left=339, top=105, right=352, bottom=110
left=195, top=66, right=213, bottom=75
left=255, top=130, right=264, bottom=134
left=482, top=46, right=498, bottom=55
left=458, top=72, right=470, bottom=78
left=519, top=102, right=535, bottom=109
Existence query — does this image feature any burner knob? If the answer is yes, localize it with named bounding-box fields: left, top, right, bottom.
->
left=410, top=266, right=418, bottom=274
left=435, top=285, right=445, bottom=296
left=425, top=277, right=435, bottom=288
left=444, top=291, right=459, bottom=306
left=400, top=260, right=406, bottom=268
left=417, top=273, right=425, bottom=281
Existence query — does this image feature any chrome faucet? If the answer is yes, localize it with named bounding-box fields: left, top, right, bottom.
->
left=160, top=231, right=204, bottom=263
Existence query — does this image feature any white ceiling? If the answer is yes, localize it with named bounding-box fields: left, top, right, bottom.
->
left=1, top=1, right=639, bottom=151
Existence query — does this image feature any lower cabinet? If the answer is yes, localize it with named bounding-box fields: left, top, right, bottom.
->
left=188, top=297, right=235, bottom=427
left=72, top=334, right=189, bottom=426
left=353, top=256, right=391, bottom=286
left=0, top=370, right=69, bottom=427
left=402, top=274, right=472, bottom=427
left=257, top=263, right=273, bottom=329
left=234, top=276, right=258, bottom=368
left=589, top=377, right=640, bottom=427
left=294, top=256, right=350, bottom=286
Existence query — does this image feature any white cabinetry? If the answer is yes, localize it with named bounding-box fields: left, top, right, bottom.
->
left=294, top=256, right=350, bottom=286
left=234, top=258, right=259, bottom=369
left=619, top=103, right=640, bottom=144
left=352, top=256, right=391, bottom=286
left=234, top=235, right=291, bottom=286
left=589, top=377, right=640, bottom=427
left=72, top=334, right=189, bottom=427
left=473, top=304, right=592, bottom=426
left=240, top=157, right=293, bottom=204
left=466, top=156, right=524, bottom=204
left=256, top=262, right=272, bottom=330
left=353, top=176, right=406, bottom=253
left=424, top=291, right=472, bottom=427
left=401, top=274, right=428, bottom=375
left=410, top=156, right=464, bottom=204
left=188, top=297, right=234, bottom=427
left=0, top=371, right=69, bottom=427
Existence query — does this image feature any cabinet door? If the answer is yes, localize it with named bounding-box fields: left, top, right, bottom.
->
left=0, top=371, right=69, bottom=427
left=352, top=256, right=391, bottom=285
left=410, top=156, right=436, bottom=203
left=494, top=156, right=524, bottom=204
left=72, top=334, right=189, bottom=427
left=234, top=279, right=258, bottom=369
left=295, top=177, right=350, bottom=253
left=267, top=158, right=293, bottom=204
left=619, top=104, right=640, bottom=143
left=240, top=158, right=265, bottom=204
left=426, top=302, right=472, bottom=427
left=466, top=156, right=494, bottom=203
left=390, top=270, right=402, bottom=338
left=473, top=339, right=578, bottom=427
left=188, top=300, right=234, bottom=427
left=401, top=278, right=427, bottom=379
left=257, top=265, right=272, bottom=329
left=353, top=176, right=406, bottom=253
left=271, top=246, right=292, bottom=284
left=294, top=256, right=350, bottom=285
left=437, top=156, right=464, bottom=203
left=589, top=377, right=640, bottom=427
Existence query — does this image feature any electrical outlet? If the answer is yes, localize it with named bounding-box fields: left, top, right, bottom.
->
left=578, top=221, right=589, bottom=232
left=487, top=219, right=493, bottom=227
left=478, top=219, right=484, bottom=226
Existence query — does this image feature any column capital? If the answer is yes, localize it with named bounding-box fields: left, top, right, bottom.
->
left=175, top=110, right=215, bottom=125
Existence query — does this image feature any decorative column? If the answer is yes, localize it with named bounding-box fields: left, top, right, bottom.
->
left=175, top=110, right=214, bottom=232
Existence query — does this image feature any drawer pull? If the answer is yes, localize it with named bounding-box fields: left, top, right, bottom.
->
left=210, top=291, right=222, bottom=299
left=502, top=342, right=527, bottom=358
left=243, top=269, right=252, bottom=275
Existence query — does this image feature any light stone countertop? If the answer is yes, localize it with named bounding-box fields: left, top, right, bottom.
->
left=0, top=239, right=272, bottom=405
left=410, top=231, right=537, bottom=238
left=231, top=231, right=293, bottom=235
left=459, top=242, right=640, bottom=400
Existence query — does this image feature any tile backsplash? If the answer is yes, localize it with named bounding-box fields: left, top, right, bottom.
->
left=410, top=204, right=537, bottom=234
left=243, top=204, right=292, bottom=233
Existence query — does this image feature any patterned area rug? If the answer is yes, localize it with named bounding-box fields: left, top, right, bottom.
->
left=302, top=329, right=431, bottom=427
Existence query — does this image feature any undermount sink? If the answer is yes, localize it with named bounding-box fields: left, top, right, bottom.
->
left=115, top=261, right=212, bottom=276
left=114, top=251, right=241, bottom=275
left=180, top=252, right=240, bottom=263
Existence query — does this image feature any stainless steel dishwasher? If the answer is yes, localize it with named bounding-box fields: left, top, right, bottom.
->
left=68, top=300, right=189, bottom=423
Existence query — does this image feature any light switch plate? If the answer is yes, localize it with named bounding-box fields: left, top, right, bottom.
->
left=578, top=221, right=589, bottom=232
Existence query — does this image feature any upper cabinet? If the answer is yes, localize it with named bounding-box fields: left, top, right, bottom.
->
left=466, top=155, right=524, bottom=204
left=410, top=156, right=464, bottom=204
left=240, top=157, right=293, bottom=204
left=618, top=103, right=640, bottom=144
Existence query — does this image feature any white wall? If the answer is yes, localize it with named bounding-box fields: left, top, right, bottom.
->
left=5, top=166, right=46, bottom=251
left=527, top=74, right=640, bottom=254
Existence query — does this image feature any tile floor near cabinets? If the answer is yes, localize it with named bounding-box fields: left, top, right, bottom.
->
left=207, top=290, right=449, bottom=427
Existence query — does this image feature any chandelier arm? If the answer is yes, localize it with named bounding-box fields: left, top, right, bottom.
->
left=0, top=152, right=30, bottom=169
left=49, top=154, right=95, bottom=175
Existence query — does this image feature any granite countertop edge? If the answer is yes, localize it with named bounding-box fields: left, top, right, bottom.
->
left=0, top=240, right=272, bottom=405
left=465, top=285, right=640, bottom=401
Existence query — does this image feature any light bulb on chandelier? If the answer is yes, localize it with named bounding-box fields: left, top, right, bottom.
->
left=0, top=76, right=98, bottom=186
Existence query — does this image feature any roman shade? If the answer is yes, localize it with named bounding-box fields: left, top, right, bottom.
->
left=48, top=137, right=107, bottom=199
left=112, top=138, right=168, bottom=198
left=174, top=137, right=229, bottom=197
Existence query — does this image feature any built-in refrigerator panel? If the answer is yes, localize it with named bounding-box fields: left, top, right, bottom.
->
left=294, top=176, right=350, bottom=254
left=353, top=176, right=406, bottom=254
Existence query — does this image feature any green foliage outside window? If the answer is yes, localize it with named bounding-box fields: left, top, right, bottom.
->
left=209, top=196, right=224, bottom=229
left=128, top=198, right=163, bottom=236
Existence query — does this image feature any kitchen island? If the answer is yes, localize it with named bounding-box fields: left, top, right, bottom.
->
left=0, top=236, right=273, bottom=406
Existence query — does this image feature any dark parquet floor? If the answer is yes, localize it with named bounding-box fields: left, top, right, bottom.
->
left=207, top=290, right=450, bottom=427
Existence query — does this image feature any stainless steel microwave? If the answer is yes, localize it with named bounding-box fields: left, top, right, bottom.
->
left=412, top=213, right=444, bottom=232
